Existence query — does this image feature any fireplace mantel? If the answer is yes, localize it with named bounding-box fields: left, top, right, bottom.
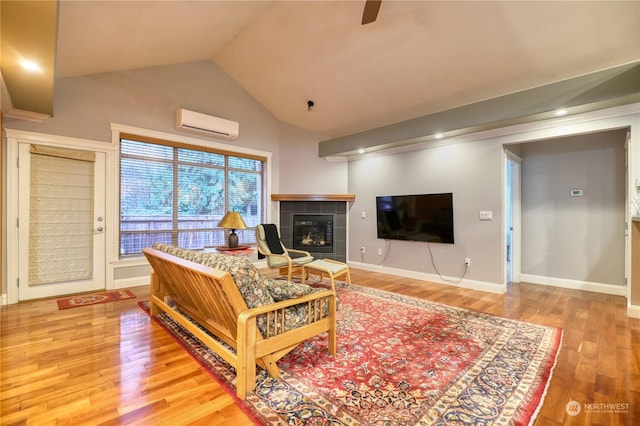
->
left=271, top=194, right=356, bottom=202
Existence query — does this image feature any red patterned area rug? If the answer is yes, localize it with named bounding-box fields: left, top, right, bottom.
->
left=140, top=282, right=562, bottom=425
left=57, top=290, right=136, bottom=310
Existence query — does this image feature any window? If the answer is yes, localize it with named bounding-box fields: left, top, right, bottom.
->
left=119, top=135, right=265, bottom=256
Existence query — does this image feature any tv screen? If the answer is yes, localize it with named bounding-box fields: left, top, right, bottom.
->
left=376, top=193, right=454, bottom=244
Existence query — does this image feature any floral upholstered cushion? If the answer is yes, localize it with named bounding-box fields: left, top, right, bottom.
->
left=198, top=251, right=275, bottom=308
left=152, top=243, right=275, bottom=308
left=262, top=278, right=314, bottom=302
left=152, top=243, right=204, bottom=263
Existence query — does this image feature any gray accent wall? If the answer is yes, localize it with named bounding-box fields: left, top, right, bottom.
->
left=348, top=139, right=505, bottom=285
left=5, top=61, right=280, bottom=151
left=277, top=121, right=348, bottom=194
left=520, top=129, right=627, bottom=286
left=346, top=126, right=629, bottom=288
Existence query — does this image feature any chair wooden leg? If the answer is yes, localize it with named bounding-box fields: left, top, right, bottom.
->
left=328, top=275, right=336, bottom=292
left=150, top=272, right=161, bottom=316
left=260, top=354, right=280, bottom=378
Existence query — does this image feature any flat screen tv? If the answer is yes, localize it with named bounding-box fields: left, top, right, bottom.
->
left=376, top=193, right=454, bottom=244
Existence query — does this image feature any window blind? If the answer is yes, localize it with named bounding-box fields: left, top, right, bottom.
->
left=29, top=145, right=94, bottom=285
left=119, top=137, right=264, bottom=256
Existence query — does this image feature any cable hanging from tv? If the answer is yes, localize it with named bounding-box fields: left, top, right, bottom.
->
left=428, top=242, right=468, bottom=284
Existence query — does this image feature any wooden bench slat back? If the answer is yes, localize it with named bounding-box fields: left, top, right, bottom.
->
left=143, top=248, right=249, bottom=342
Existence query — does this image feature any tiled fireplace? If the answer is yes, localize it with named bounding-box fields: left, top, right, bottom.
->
left=278, top=200, right=347, bottom=262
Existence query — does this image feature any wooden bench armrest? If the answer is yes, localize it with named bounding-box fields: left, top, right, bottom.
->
left=235, top=289, right=337, bottom=398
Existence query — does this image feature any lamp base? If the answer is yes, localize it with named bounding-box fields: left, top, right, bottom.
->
left=228, top=230, right=238, bottom=248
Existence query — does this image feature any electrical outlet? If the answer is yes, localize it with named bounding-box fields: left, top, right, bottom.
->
left=360, top=246, right=366, bottom=254
left=464, top=258, right=471, bottom=266
left=377, top=248, right=382, bottom=256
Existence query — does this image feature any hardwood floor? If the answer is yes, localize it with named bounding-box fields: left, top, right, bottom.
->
left=1, top=268, right=639, bottom=425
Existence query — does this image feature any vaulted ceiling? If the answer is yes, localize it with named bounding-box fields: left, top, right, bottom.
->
left=2, top=1, right=639, bottom=154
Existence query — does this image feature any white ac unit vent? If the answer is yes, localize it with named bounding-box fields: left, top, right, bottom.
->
left=176, top=108, right=239, bottom=140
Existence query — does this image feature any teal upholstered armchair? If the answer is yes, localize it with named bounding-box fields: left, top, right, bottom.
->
left=255, top=224, right=314, bottom=280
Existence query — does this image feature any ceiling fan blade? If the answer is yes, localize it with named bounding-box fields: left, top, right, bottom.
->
left=361, top=0, right=382, bottom=25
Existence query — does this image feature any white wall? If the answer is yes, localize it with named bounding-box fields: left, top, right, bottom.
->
left=520, top=129, right=627, bottom=286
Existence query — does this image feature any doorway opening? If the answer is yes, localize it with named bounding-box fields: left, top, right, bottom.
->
left=505, top=150, right=521, bottom=286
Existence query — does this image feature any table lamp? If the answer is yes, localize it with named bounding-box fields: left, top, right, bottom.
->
left=218, top=211, right=247, bottom=248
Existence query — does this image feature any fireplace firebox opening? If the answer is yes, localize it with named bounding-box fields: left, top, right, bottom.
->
left=292, top=214, right=333, bottom=253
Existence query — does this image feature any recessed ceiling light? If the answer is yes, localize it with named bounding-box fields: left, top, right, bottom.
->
left=20, top=59, right=42, bottom=73
left=435, top=133, right=444, bottom=139
left=554, top=109, right=568, bottom=116
left=357, top=148, right=365, bottom=154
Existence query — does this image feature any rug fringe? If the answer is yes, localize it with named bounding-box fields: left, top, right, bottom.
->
left=528, top=329, right=564, bottom=426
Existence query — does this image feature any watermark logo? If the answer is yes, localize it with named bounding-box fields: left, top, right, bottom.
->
left=566, top=400, right=581, bottom=416
left=566, top=399, right=631, bottom=416
left=584, top=402, right=630, bottom=414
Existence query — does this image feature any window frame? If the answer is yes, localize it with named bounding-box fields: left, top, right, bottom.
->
left=117, top=132, right=268, bottom=258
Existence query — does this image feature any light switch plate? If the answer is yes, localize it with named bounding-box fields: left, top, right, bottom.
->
left=479, top=211, right=493, bottom=221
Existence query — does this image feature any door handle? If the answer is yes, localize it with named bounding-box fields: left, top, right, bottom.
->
left=94, top=226, right=104, bottom=232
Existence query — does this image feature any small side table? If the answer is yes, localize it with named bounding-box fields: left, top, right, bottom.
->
left=302, top=259, right=351, bottom=292
left=205, top=246, right=255, bottom=259
left=214, top=245, right=250, bottom=252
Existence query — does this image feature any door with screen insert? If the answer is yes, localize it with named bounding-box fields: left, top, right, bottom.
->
left=18, top=144, right=106, bottom=300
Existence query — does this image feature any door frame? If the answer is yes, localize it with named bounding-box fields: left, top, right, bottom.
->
left=625, top=130, right=632, bottom=304
left=504, top=149, right=522, bottom=285
left=5, top=129, right=116, bottom=304
left=17, top=145, right=106, bottom=300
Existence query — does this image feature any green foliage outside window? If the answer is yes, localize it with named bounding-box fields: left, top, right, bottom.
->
left=119, top=139, right=264, bottom=256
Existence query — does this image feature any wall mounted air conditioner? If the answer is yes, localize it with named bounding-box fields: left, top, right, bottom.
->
left=176, top=108, right=239, bottom=140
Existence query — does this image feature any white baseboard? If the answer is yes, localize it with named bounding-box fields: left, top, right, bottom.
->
left=347, top=261, right=506, bottom=294
left=627, top=304, right=640, bottom=319
left=519, top=274, right=626, bottom=296
left=113, top=276, right=149, bottom=290
left=1, top=294, right=7, bottom=306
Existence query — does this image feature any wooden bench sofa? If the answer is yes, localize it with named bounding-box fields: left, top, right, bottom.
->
left=143, top=244, right=337, bottom=399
